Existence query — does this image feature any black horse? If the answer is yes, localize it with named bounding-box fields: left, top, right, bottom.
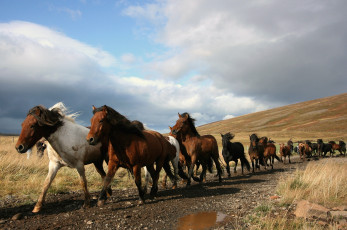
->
left=221, top=132, right=250, bottom=177
left=317, top=139, right=333, bottom=157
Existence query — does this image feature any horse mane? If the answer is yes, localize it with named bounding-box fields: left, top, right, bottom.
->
left=94, top=105, right=145, bottom=138
left=181, top=112, right=200, bottom=137
left=28, top=105, right=63, bottom=127
left=49, top=102, right=79, bottom=123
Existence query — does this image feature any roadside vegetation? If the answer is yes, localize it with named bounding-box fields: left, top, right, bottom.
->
left=246, top=158, right=346, bottom=229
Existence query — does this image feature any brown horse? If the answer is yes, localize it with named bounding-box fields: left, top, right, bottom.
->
left=328, top=141, right=345, bottom=156
left=86, top=105, right=176, bottom=205
left=171, top=113, right=223, bottom=186
left=279, top=143, right=291, bottom=164
left=297, top=142, right=311, bottom=161
left=248, top=133, right=264, bottom=173
left=258, top=137, right=281, bottom=169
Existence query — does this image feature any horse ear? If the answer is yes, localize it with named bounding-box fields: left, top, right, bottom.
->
left=178, top=113, right=182, bottom=118
left=220, top=133, right=223, bottom=137
left=92, top=105, right=96, bottom=110
left=102, top=106, right=108, bottom=114
left=169, top=126, right=172, bottom=130
left=34, top=107, right=41, bottom=116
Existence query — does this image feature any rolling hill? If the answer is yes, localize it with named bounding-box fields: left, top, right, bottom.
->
left=196, top=93, right=347, bottom=146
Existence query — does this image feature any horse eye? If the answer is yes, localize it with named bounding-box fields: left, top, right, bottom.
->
left=99, top=119, right=104, bottom=123
left=30, top=124, right=36, bottom=129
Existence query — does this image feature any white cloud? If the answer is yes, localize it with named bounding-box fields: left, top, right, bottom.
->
left=223, top=114, right=234, bottom=120
left=124, top=0, right=347, bottom=103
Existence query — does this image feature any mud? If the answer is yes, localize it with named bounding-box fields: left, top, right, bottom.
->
left=0, top=156, right=311, bottom=229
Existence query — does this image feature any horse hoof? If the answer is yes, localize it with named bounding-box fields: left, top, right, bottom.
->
left=32, top=206, right=42, bottom=213
left=138, top=200, right=145, bottom=205
left=172, top=184, right=177, bottom=190
left=97, top=200, right=105, bottom=207
left=106, top=188, right=113, bottom=197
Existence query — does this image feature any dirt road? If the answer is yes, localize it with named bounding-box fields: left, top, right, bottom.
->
left=0, top=157, right=310, bottom=229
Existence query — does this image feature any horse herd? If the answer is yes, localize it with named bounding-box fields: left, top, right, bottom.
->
left=14, top=102, right=346, bottom=213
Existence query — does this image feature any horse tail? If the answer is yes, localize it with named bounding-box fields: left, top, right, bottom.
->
left=274, top=154, right=282, bottom=162
left=240, top=153, right=251, bottom=171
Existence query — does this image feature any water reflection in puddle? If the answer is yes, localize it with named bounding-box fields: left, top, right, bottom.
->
left=177, top=211, right=227, bottom=230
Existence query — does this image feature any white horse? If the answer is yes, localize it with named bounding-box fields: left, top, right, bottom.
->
left=15, top=102, right=109, bottom=213
left=144, top=135, right=180, bottom=191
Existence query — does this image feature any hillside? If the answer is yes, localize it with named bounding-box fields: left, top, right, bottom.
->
left=197, top=93, right=347, bottom=145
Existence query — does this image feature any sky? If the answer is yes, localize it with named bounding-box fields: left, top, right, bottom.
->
left=0, top=0, right=346, bottom=134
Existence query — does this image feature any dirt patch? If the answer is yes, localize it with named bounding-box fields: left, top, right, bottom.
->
left=0, top=157, right=313, bottom=229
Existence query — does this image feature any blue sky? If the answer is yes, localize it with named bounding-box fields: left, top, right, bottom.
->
left=1, top=0, right=346, bottom=134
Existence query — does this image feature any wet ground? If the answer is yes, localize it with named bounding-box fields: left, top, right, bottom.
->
left=0, top=157, right=310, bottom=229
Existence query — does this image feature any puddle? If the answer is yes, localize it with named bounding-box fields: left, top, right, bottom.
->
left=177, top=211, right=227, bottom=230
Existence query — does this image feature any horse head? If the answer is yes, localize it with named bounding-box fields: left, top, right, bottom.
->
left=171, top=112, right=200, bottom=138
left=249, top=133, right=259, bottom=150
left=15, top=105, right=63, bottom=153
left=87, top=105, right=111, bottom=145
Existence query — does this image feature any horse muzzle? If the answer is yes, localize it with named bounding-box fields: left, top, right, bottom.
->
left=16, top=144, right=27, bottom=154
left=87, top=136, right=98, bottom=145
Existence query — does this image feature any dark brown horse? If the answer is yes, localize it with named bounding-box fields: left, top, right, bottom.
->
left=87, top=105, right=176, bottom=205
left=258, top=137, right=281, bottom=169
left=170, top=113, right=223, bottom=186
left=221, top=132, right=250, bottom=176
left=279, top=143, right=291, bottom=164
left=248, top=133, right=264, bottom=173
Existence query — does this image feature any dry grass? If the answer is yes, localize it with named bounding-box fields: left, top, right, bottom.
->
left=0, top=136, right=138, bottom=204
left=277, top=158, right=347, bottom=208
left=244, top=158, right=346, bottom=230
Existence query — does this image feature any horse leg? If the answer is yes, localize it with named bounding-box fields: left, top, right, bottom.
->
left=199, top=163, right=207, bottom=183
left=93, top=161, right=112, bottom=197
left=162, top=161, right=176, bottom=190
left=226, top=160, right=231, bottom=178
left=170, top=157, right=179, bottom=189
left=144, top=166, right=152, bottom=194
left=212, top=155, right=223, bottom=183
left=251, top=158, right=255, bottom=173
left=98, top=160, right=119, bottom=206
left=234, top=160, right=238, bottom=174
left=133, top=165, right=146, bottom=203
left=271, top=156, right=274, bottom=169
left=186, top=156, right=197, bottom=187
left=161, top=174, right=168, bottom=189
left=33, top=161, right=61, bottom=213
left=76, top=164, right=91, bottom=208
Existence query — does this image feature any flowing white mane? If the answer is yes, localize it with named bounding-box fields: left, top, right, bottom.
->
left=49, top=102, right=79, bottom=123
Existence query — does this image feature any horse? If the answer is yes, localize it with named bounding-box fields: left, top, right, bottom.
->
left=279, top=143, right=292, bottom=164
left=329, top=141, right=346, bottom=156
left=87, top=105, right=176, bottom=205
left=15, top=102, right=110, bottom=213
left=258, top=137, right=281, bottom=169
left=287, top=139, right=294, bottom=152
left=248, top=133, right=265, bottom=173
left=170, top=113, right=223, bottom=186
left=297, top=142, right=308, bottom=161
left=220, top=132, right=250, bottom=177
left=317, top=139, right=333, bottom=157
left=339, top=141, right=346, bottom=156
